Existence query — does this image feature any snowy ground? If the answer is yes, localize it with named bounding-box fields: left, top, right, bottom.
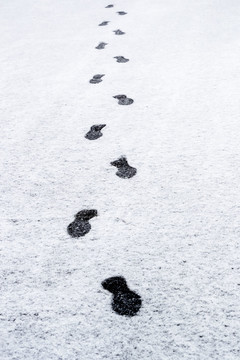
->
left=1, top=0, right=240, bottom=359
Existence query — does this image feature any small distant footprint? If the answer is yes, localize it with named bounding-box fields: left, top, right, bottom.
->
left=113, top=94, right=134, bottom=105
left=111, top=156, right=137, bottom=179
left=95, top=42, right=108, bottom=50
left=105, top=4, right=114, bottom=8
left=99, top=21, right=109, bottom=26
left=117, top=11, right=127, bottom=15
left=113, top=29, right=125, bottom=35
left=85, top=124, right=106, bottom=140
left=102, top=276, right=142, bottom=316
left=67, top=209, right=97, bottom=238
left=114, top=56, right=129, bottom=63
left=89, top=74, right=105, bottom=84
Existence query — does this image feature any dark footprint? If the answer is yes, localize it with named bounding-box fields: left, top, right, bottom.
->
left=102, top=276, right=142, bottom=317
left=99, top=21, right=109, bottom=26
left=113, top=94, right=134, bottom=105
left=114, top=56, right=129, bottom=63
left=85, top=124, right=106, bottom=140
left=111, top=156, right=137, bottom=179
left=95, top=42, right=108, bottom=50
left=89, top=74, right=105, bottom=84
left=67, top=209, right=97, bottom=238
left=113, top=29, right=125, bottom=35
left=117, top=11, right=127, bottom=15
left=105, top=4, right=114, bottom=8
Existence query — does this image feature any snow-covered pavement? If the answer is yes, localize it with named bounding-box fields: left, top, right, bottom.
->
left=1, top=0, right=240, bottom=359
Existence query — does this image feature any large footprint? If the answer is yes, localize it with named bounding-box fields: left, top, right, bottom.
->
left=111, top=156, right=137, bottom=179
left=85, top=124, right=106, bottom=140
left=89, top=74, right=105, bottom=84
left=102, top=276, right=142, bottom=316
left=113, top=94, right=134, bottom=105
left=67, top=210, right=97, bottom=237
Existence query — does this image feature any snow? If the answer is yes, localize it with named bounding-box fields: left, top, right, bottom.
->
left=1, top=0, right=240, bottom=359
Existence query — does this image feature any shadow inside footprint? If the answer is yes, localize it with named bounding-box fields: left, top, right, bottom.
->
left=105, top=4, right=114, bottom=8
left=89, top=74, right=105, bottom=84
left=95, top=42, right=108, bottom=50
left=113, top=29, right=125, bottom=35
left=85, top=124, right=106, bottom=140
left=102, top=276, right=142, bottom=316
left=114, top=56, right=129, bottom=63
left=111, top=156, right=137, bottom=179
left=99, top=21, right=109, bottom=26
left=117, top=11, right=127, bottom=15
left=67, top=209, right=97, bottom=238
left=113, top=94, right=134, bottom=105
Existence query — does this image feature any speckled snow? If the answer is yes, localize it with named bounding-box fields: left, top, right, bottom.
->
left=1, top=0, right=240, bottom=359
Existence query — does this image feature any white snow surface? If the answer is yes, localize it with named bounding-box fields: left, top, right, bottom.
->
left=1, top=0, right=240, bottom=359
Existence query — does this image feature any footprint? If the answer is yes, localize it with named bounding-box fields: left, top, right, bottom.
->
left=113, top=29, right=125, bottom=35
left=111, top=156, right=137, bottom=179
left=67, top=209, right=97, bottom=238
left=85, top=124, right=106, bottom=140
left=99, top=21, right=109, bottom=26
left=105, top=4, right=114, bottom=8
left=89, top=74, right=105, bottom=84
left=114, top=56, right=129, bottom=63
left=95, top=42, right=108, bottom=50
left=102, top=276, right=142, bottom=316
left=113, top=94, right=134, bottom=105
left=117, top=11, right=127, bottom=15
